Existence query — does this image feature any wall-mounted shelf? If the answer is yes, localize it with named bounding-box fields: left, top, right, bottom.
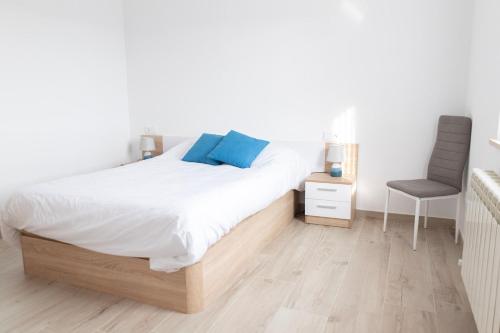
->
left=490, top=138, right=500, bottom=149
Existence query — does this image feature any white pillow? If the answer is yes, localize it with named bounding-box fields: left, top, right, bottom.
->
left=251, top=143, right=297, bottom=168
left=159, top=139, right=196, bottom=160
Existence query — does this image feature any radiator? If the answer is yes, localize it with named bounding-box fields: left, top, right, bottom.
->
left=462, top=169, right=500, bottom=333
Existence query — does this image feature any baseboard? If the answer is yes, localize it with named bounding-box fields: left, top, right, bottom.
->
left=356, top=209, right=455, bottom=223
left=296, top=208, right=455, bottom=224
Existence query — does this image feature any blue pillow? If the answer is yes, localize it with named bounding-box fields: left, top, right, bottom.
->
left=207, top=130, right=269, bottom=168
left=182, top=133, right=224, bottom=165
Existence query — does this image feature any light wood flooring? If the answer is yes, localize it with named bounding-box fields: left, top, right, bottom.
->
left=0, top=215, right=477, bottom=333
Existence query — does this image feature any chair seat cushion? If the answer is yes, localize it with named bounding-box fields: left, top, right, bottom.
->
left=387, top=179, right=459, bottom=198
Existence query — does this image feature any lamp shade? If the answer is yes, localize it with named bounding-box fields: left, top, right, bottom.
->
left=140, top=136, right=156, bottom=152
left=327, top=143, right=345, bottom=163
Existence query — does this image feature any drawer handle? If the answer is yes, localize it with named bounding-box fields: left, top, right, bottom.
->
left=317, top=205, right=337, bottom=209
left=317, top=188, right=337, bottom=192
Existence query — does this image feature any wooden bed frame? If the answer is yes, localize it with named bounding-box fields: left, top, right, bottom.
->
left=20, top=191, right=296, bottom=313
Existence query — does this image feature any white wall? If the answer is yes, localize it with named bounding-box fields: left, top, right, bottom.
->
left=124, top=0, right=472, bottom=217
left=0, top=0, right=130, bottom=206
left=466, top=0, right=500, bottom=174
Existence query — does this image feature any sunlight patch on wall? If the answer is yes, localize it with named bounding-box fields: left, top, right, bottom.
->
left=340, top=0, right=365, bottom=24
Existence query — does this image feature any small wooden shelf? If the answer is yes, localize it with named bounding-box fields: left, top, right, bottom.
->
left=490, top=138, right=500, bottom=149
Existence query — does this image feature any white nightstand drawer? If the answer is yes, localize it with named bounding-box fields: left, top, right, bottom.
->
left=305, top=199, right=351, bottom=219
left=305, top=182, right=351, bottom=202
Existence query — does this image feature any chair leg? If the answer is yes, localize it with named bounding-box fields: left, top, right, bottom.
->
left=413, top=199, right=421, bottom=251
left=383, top=187, right=390, bottom=232
left=424, top=200, right=429, bottom=229
left=455, top=194, right=460, bottom=244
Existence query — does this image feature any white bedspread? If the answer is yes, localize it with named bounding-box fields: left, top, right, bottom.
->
left=1, top=143, right=309, bottom=271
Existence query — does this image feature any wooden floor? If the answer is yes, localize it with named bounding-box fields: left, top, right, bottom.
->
left=0, top=215, right=477, bottom=333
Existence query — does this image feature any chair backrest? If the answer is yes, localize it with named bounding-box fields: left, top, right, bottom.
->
left=427, top=115, right=472, bottom=191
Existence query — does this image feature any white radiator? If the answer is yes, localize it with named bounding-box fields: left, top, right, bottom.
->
left=462, top=169, right=500, bottom=333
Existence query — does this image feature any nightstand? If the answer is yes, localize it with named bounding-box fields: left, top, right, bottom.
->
left=305, top=172, right=356, bottom=228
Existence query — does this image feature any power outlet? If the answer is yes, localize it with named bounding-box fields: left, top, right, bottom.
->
left=322, top=131, right=338, bottom=142
left=144, top=126, right=154, bottom=135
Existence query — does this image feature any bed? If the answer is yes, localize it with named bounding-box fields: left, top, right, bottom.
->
left=1, top=138, right=320, bottom=313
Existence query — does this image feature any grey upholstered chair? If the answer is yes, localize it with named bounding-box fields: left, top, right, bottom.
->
left=383, top=115, right=472, bottom=250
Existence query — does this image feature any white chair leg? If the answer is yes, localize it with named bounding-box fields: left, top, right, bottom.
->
left=383, top=187, right=390, bottom=232
left=413, top=199, right=421, bottom=251
left=424, top=200, right=429, bottom=229
left=455, top=194, right=460, bottom=244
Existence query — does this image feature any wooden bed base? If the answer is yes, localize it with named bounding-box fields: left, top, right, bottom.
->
left=20, top=191, right=296, bottom=313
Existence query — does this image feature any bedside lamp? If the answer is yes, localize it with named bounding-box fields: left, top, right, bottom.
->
left=327, top=143, right=345, bottom=177
left=140, top=136, right=156, bottom=160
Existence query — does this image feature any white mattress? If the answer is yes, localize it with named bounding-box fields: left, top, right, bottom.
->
left=1, top=142, right=310, bottom=271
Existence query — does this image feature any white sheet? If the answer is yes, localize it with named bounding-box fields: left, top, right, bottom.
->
left=1, top=142, right=310, bottom=271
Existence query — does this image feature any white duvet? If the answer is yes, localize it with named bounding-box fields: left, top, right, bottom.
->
left=1, top=142, right=309, bottom=271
